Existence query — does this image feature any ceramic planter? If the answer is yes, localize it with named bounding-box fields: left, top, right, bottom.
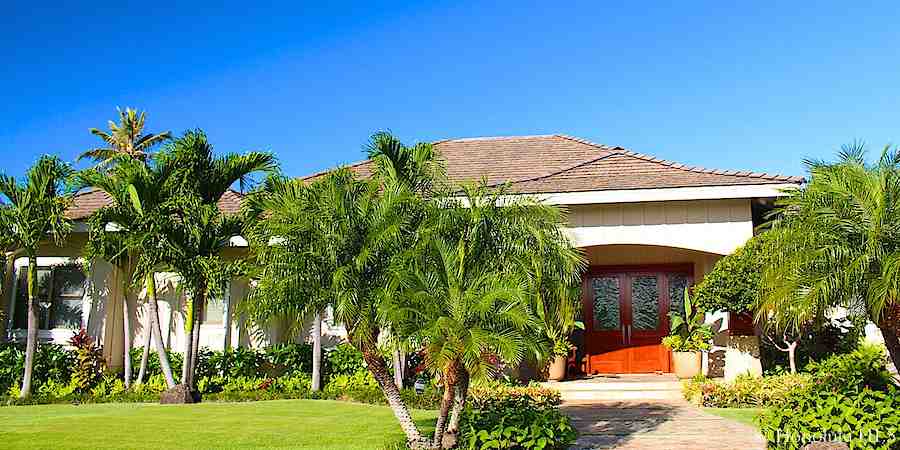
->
left=548, top=355, right=567, bottom=381
left=672, top=351, right=702, bottom=379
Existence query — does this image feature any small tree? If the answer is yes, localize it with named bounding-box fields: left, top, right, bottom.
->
left=0, top=156, right=73, bottom=398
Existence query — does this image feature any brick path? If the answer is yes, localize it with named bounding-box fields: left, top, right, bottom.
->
left=562, top=400, right=766, bottom=450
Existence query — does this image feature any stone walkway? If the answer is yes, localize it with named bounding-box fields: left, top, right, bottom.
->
left=562, top=400, right=766, bottom=450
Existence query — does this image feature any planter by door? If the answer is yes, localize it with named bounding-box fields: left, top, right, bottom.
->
left=671, top=351, right=702, bottom=379
left=548, top=356, right=566, bottom=381
left=581, top=265, right=693, bottom=374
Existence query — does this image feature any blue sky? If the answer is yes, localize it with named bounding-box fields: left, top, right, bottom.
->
left=2, top=2, right=899, bottom=181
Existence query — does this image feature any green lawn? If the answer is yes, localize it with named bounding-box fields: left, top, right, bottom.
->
left=703, top=407, right=764, bottom=427
left=0, top=399, right=437, bottom=449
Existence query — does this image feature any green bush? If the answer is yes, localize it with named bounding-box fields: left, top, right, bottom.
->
left=1, top=342, right=74, bottom=395
left=758, top=386, right=900, bottom=450
left=805, top=344, right=894, bottom=394
left=325, top=343, right=366, bottom=377
left=129, top=347, right=184, bottom=382
left=760, top=317, right=867, bottom=372
left=683, top=372, right=811, bottom=408
left=265, top=343, right=313, bottom=376
left=461, top=384, right=575, bottom=450
left=692, top=237, right=766, bottom=313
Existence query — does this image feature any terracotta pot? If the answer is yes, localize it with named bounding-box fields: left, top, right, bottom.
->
left=548, top=355, right=567, bottom=381
left=672, top=351, right=702, bottom=379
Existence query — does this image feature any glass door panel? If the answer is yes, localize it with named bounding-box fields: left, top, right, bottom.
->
left=591, top=276, right=621, bottom=331
left=630, top=275, right=659, bottom=331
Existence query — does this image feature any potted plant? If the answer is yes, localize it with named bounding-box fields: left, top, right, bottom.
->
left=548, top=339, right=573, bottom=381
left=663, top=287, right=713, bottom=378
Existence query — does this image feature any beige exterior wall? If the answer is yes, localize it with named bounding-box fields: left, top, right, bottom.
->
left=569, top=199, right=764, bottom=380
left=567, top=199, right=754, bottom=255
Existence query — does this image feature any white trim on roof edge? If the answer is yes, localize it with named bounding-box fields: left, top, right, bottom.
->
left=527, top=183, right=800, bottom=205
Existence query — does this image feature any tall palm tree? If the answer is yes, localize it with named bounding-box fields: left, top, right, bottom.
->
left=78, top=157, right=180, bottom=388
left=387, top=182, right=581, bottom=448
left=243, top=169, right=431, bottom=448
left=162, top=130, right=275, bottom=391
left=759, top=143, right=900, bottom=370
left=78, top=108, right=171, bottom=168
left=0, top=156, right=73, bottom=398
left=79, top=108, right=171, bottom=387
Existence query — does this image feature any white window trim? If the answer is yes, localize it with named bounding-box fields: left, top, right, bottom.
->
left=6, top=256, right=89, bottom=341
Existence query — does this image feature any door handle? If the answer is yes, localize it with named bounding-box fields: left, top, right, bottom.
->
left=626, top=325, right=632, bottom=344
left=621, top=324, right=626, bottom=344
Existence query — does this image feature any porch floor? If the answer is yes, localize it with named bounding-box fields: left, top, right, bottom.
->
left=563, top=400, right=766, bottom=450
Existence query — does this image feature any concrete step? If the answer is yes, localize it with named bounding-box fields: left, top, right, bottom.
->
left=543, top=376, right=685, bottom=402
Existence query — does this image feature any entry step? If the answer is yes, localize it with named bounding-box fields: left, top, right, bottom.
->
left=543, top=375, right=684, bottom=402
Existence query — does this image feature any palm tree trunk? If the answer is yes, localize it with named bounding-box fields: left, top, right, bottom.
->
left=19, top=259, right=38, bottom=398
left=878, top=308, right=900, bottom=374
left=393, top=348, right=404, bottom=388
left=445, top=367, right=469, bottom=447
left=358, top=338, right=429, bottom=449
left=180, top=297, right=195, bottom=388
left=189, top=303, right=201, bottom=385
left=136, top=305, right=152, bottom=384
left=146, top=273, right=176, bottom=388
left=433, top=366, right=458, bottom=449
left=122, top=291, right=132, bottom=389
left=311, top=311, right=322, bottom=391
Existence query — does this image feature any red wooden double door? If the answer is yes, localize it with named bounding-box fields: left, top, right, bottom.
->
left=581, top=265, right=693, bottom=374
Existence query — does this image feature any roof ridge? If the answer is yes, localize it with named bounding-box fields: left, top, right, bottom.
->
left=298, top=158, right=374, bottom=181
left=554, top=134, right=803, bottom=183
left=439, top=134, right=557, bottom=143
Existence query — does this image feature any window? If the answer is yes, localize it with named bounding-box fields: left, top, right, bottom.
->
left=12, top=265, right=85, bottom=330
left=201, top=283, right=230, bottom=325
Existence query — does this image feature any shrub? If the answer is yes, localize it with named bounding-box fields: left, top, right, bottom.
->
left=804, top=344, right=894, bottom=394
left=692, top=236, right=766, bottom=313
left=204, top=347, right=266, bottom=379
left=758, top=386, right=900, bottom=450
left=760, top=317, right=867, bottom=372
left=324, top=343, right=366, bottom=377
left=265, top=343, right=313, bottom=376
left=129, top=347, right=183, bottom=382
left=0, top=342, right=73, bottom=395
left=461, top=384, right=575, bottom=450
left=68, top=329, right=105, bottom=392
left=683, top=372, right=811, bottom=408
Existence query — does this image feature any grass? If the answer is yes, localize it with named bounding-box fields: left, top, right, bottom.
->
left=0, top=399, right=437, bottom=449
left=703, top=407, right=764, bottom=427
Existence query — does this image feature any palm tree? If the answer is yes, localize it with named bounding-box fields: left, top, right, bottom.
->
left=243, top=168, right=431, bottom=448
left=387, top=182, right=581, bottom=448
left=79, top=108, right=171, bottom=387
left=759, top=143, right=900, bottom=370
left=0, top=156, right=73, bottom=398
left=78, top=108, right=171, bottom=168
left=162, top=130, right=275, bottom=391
left=78, top=157, right=181, bottom=388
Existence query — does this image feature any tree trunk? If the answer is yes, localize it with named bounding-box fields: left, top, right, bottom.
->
left=19, top=259, right=38, bottom=398
left=878, top=314, right=900, bottom=375
left=136, top=304, right=152, bottom=384
left=358, top=338, right=429, bottom=449
left=787, top=341, right=798, bottom=374
left=122, top=290, right=132, bottom=389
left=311, top=312, right=322, bottom=391
left=433, top=365, right=459, bottom=449
left=393, top=348, right=404, bottom=388
left=444, top=367, right=470, bottom=448
left=180, top=296, right=195, bottom=389
left=189, top=298, right=202, bottom=387
left=146, top=273, right=176, bottom=388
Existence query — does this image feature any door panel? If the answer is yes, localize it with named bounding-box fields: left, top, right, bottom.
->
left=581, top=265, right=692, bottom=374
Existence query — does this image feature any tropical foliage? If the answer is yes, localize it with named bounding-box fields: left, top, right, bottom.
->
left=0, top=156, right=73, bottom=398
left=759, top=143, right=900, bottom=370
left=662, top=288, right=713, bottom=352
left=78, top=107, right=171, bottom=168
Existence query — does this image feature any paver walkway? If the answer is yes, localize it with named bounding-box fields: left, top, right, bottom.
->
left=563, top=400, right=766, bottom=450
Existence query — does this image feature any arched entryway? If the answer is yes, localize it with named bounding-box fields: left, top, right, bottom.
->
left=576, top=245, right=724, bottom=374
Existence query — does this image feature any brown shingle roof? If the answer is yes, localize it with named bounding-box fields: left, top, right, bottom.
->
left=67, top=189, right=245, bottom=221
left=301, top=134, right=803, bottom=193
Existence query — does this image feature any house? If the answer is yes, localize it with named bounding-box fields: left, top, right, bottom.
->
left=1, top=134, right=804, bottom=379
